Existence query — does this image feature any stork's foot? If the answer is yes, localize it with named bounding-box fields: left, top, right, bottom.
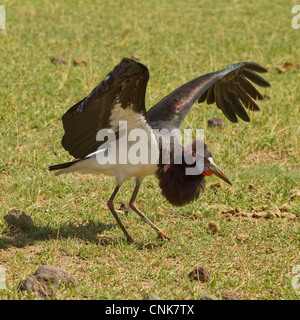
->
left=127, top=236, right=134, bottom=244
left=158, top=231, right=170, bottom=241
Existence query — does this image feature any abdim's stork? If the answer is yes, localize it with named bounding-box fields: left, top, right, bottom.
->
left=49, top=58, right=270, bottom=242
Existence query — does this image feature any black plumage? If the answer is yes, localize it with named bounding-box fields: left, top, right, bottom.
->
left=61, top=59, right=150, bottom=159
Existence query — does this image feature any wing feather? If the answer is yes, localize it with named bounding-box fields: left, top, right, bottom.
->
left=223, top=84, right=250, bottom=122
left=147, top=62, right=270, bottom=128
left=237, top=76, right=264, bottom=100
left=216, top=82, right=238, bottom=122
left=243, top=69, right=271, bottom=87
left=61, top=58, right=150, bottom=159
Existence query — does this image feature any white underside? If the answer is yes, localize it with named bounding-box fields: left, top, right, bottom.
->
left=57, top=147, right=159, bottom=186
left=56, top=102, right=160, bottom=186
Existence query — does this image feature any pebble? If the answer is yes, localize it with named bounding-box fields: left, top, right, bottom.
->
left=207, top=117, right=224, bottom=129
left=51, top=56, right=67, bottom=65
left=131, top=54, right=141, bottom=60
left=73, top=59, right=88, bottom=66
left=248, top=184, right=257, bottom=192
left=221, top=292, right=241, bottom=300
left=4, top=209, right=34, bottom=229
left=237, top=233, right=250, bottom=242
left=18, top=265, right=76, bottom=299
left=189, top=266, right=211, bottom=282
left=208, top=221, right=220, bottom=233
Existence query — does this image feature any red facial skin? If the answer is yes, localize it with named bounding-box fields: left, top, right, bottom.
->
left=202, top=159, right=213, bottom=176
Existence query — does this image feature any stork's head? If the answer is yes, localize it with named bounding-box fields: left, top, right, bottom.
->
left=156, top=140, right=232, bottom=206
left=194, top=141, right=232, bottom=186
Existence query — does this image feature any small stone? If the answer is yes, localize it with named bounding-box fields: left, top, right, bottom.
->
left=144, top=294, right=163, bottom=300
left=51, top=56, right=67, bottom=65
left=289, top=190, right=300, bottom=199
left=276, top=61, right=300, bottom=73
left=73, top=59, right=87, bottom=66
left=221, top=292, right=241, bottom=300
left=131, top=54, right=141, bottom=60
left=200, top=294, right=218, bottom=300
left=189, top=266, right=211, bottom=282
left=237, top=233, right=250, bottom=242
left=18, top=276, right=41, bottom=293
left=34, top=265, right=77, bottom=287
left=18, top=274, right=59, bottom=299
left=18, top=265, right=76, bottom=299
left=248, top=184, right=257, bottom=192
left=34, top=273, right=59, bottom=298
left=207, top=117, right=225, bottom=129
left=208, top=221, right=220, bottom=234
left=4, top=209, right=34, bottom=229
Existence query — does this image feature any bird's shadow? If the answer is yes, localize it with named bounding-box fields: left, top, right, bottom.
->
left=0, top=220, right=119, bottom=249
left=0, top=219, right=167, bottom=250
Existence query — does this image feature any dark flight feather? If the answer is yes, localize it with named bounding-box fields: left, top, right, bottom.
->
left=147, top=62, right=270, bottom=128
left=61, top=58, right=149, bottom=159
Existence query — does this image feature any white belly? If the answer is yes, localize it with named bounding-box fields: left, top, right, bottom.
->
left=65, top=133, right=160, bottom=185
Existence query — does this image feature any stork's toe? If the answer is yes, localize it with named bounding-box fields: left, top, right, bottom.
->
left=158, top=231, right=170, bottom=241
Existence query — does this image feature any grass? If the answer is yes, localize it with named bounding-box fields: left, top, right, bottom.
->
left=0, top=0, right=299, bottom=300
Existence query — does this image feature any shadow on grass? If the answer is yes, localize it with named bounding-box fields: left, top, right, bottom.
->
left=0, top=220, right=119, bottom=249
left=0, top=220, right=169, bottom=249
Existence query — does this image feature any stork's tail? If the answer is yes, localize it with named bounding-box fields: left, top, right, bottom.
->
left=49, top=159, right=80, bottom=176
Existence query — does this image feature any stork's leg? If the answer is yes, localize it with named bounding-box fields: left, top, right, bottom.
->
left=129, top=178, right=170, bottom=241
left=107, top=185, right=133, bottom=243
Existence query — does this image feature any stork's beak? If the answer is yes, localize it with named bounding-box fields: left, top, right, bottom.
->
left=206, top=158, right=232, bottom=186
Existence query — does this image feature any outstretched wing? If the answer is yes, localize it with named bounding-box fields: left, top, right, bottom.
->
left=61, top=58, right=150, bottom=159
left=147, top=62, right=270, bottom=130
